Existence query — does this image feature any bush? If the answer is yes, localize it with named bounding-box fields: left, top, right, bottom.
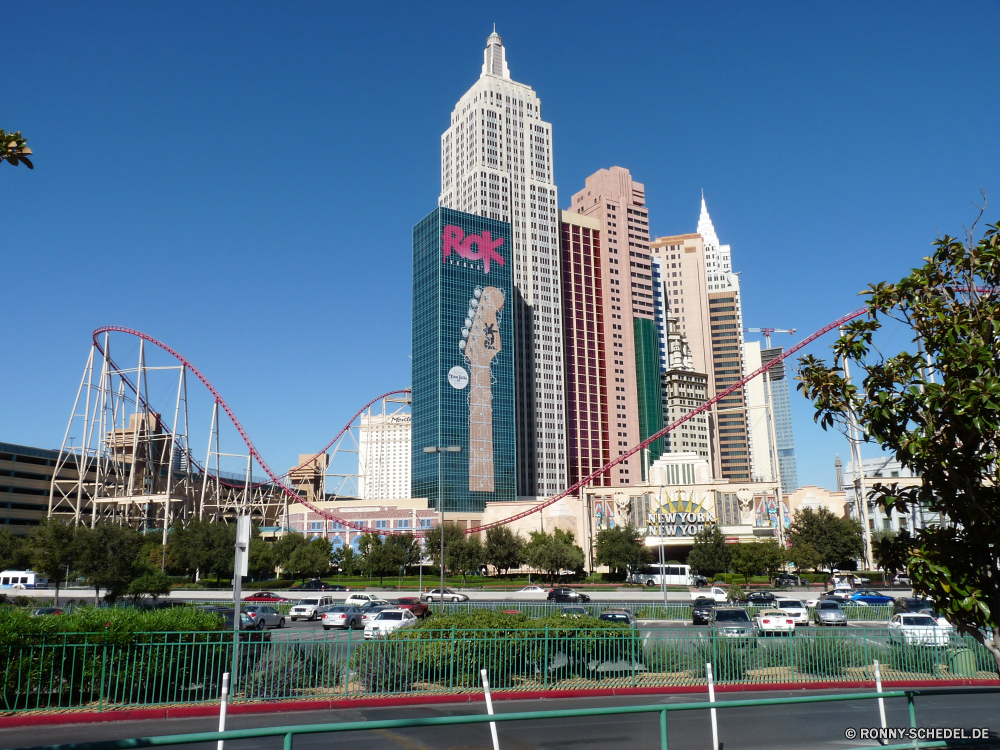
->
left=351, top=640, right=417, bottom=694
left=244, top=641, right=343, bottom=699
left=726, top=585, right=746, bottom=602
left=886, top=642, right=947, bottom=675
left=792, top=634, right=867, bottom=676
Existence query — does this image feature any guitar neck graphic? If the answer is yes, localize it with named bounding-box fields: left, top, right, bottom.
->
left=465, top=286, right=504, bottom=493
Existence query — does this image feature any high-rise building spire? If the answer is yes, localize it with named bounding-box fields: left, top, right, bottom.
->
left=697, top=192, right=719, bottom=248
left=482, top=28, right=510, bottom=79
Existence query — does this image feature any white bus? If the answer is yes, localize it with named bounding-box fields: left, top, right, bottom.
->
left=629, top=563, right=695, bottom=587
left=0, top=570, right=48, bottom=589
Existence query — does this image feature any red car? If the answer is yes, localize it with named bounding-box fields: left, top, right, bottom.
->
left=243, top=591, right=290, bottom=603
left=391, top=597, right=429, bottom=618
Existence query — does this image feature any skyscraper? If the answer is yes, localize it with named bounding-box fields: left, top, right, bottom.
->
left=411, top=208, right=516, bottom=513
left=761, top=346, right=798, bottom=491
left=358, top=413, right=411, bottom=500
left=568, top=167, right=662, bottom=483
left=439, top=30, right=565, bottom=498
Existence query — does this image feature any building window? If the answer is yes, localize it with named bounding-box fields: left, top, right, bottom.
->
left=375, top=520, right=388, bottom=529
left=397, top=519, right=411, bottom=529
left=420, top=519, right=433, bottom=528
left=309, top=521, right=322, bottom=531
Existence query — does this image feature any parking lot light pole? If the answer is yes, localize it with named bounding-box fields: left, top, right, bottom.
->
left=423, top=445, right=462, bottom=614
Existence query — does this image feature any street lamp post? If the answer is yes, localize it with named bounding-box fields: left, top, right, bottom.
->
left=423, top=445, right=462, bottom=615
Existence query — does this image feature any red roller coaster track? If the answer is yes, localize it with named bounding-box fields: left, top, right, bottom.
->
left=90, top=307, right=867, bottom=537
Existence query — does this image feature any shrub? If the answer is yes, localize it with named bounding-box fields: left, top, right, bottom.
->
left=792, top=634, right=867, bottom=677
left=887, top=642, right=947, bottom=675
left=351, top=640, right=417, bottom=694
left=244, top=642, right=343, bottom=699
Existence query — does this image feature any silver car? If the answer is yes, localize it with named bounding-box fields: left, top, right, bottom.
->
left=321, top=605, right=363, bottom=631
left=814, top=600, right=848, bottom=626
left=599, top=609, right=636, bottom=627
left=241, top=605, right=285, bottom=629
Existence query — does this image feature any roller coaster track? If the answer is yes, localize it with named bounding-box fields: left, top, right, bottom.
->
left=91, top=306, right=867, bottom=537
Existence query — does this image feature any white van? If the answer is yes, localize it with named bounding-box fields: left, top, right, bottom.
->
left=0, top=570, right=47, bottom=589
left=345, top=593, right=384, bottom=607
left=629, top=563, right=696, bottom=587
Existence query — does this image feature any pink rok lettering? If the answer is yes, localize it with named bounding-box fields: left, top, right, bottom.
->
left=441, top=225, right=505, bottom=274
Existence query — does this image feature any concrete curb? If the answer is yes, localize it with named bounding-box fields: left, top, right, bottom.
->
left=2, top=679, right=997, bottom=730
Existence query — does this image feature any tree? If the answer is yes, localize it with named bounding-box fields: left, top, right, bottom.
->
left=336, top=546, right=360, bottom=576
left=729, top=543, right=763, bottom=584
left=170, top=519, right=234, bottom=582
left=523, top=529, right=584, bottom=581
left=0, top=527, right=28, bottom=571
left=272, top=531, right=309, bottom=575
left=787, top=540, right=822, bottom=573
left=1, top=131, right=33, bottom=169
left=787, top=508, right=863, bottom=574
left=594, top=525, right=648, bottom=580
left=797, top=214, right=1000, bottom=667
left=127, top=566, right=172, bottom=603
left=758, top=539, right=787, bottom=583
left=686, top=525, right=731, bottom=579
left=484, top=526, right=524, bottom=577
left=873, top=529, right=912, bottom=582
left=448, top=536, right=485, bottom=585
left=27, top=519, right=78, bottom=607
left=247, top=537, right=276, bottom=581
left=287, top=538, right=331, bottom=582
left=358, top=532, right=399, bottom=585
left=76, top=523, right=145, bottom=603
left=423, top=523, right=465, bottom=572
left=385, top=533, right=422, bottom=575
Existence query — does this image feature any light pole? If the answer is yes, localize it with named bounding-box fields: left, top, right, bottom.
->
left=423, top=445, right=462, bottom=615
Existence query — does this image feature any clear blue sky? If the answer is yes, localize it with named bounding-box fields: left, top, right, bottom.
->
left=4, top=1, right=999, bottom=490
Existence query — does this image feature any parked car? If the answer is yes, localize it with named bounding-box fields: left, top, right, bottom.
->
left=893, top=597, right=935, bottom=615
left=744, top=591, right=777, bottom=606
left=690, top=586, right=728, bottom=603
left=754, top=609, right=795, bottom=636
left=848, top=589, right=894, bottom=605
left=30, top=607, right=64, bottom=616
left=599, top=609, right=636, bottom=627
left=807, top=594, right=852, bottom=608
left=774, top=573, right=799, bottom=587
left=392, top=597, right=430, bottom=618
left=774, top=598, right=809, bottom=626
left=345, top=593, right=385, bottom=606
left=321, top=605, right=363, bottom=630
left=710, top=608, right=755, bottom=642
left=360, top=604, right=393, bottom=626
left=241, top=605, right=285, bottom=629
left=200, top=606, right=257, bottom=636
left=814, top=600, right=848, bottom=626
left=289, top=596, right=334, bottom=621
left=691, top=573, right=709, bottom=587
left=358, top=599, right=391, bottom=610
left=519, top=585, right=546, bottom=593
left=364, top=608, right=418, bottom=639
left=243, top=591, right=290, bottom=603
left=547, top=587, right=591, bottom=603
left=692, top=596, right=717, bottom=625
left=421, top=588, right=469, bottom=603
left=560, top=606, right=588, bottom=618
left=888, top=613, right=953, bottom=646
left=292, top=579, right=348, bottom=592
left=893, top=574, right=912, bottom=586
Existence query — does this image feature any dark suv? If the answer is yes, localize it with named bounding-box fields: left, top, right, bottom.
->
left=692, top=596, right=716, bottom=625
left=547, top=588, right=591, bottom=603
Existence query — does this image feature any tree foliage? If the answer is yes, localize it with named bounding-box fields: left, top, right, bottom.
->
left=287, top=537, right=331, bottom=582
left=28, top=519, right=78, bottom=606
left=523, top=529, right=584, bottom=581
left=686, top=525, right=731, bottom=578
left=422, top=523, right=465, bottom=568
left=594, top=525, right=648, bottom=580
left=1, top=130, right=33, bottom=169
left=447, top=536, right=485, bottom=585
left=797, top=215, right=1000, bottom=666
left=75, top=523, right=145, bottom=603
left=787, top=508, right=863, bottom=574
left=484, top=526, right=524, bottom=576
left=0, top=527, right=28, bottom=571
left=787, top=540, right=822, bottom=573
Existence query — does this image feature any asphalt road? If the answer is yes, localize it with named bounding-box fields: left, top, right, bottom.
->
left=3, top=689, right=998, bottom=750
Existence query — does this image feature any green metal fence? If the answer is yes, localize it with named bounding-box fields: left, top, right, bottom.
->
left=11, top=687, right=1000, bottom=750
left=2, top=627, right=995, bottom=713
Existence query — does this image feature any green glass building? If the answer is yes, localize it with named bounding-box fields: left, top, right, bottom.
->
left=411, top=208, right=516, bottom=512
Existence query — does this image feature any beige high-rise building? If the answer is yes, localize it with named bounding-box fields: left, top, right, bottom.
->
left=568, top=167, right=663, bottom=484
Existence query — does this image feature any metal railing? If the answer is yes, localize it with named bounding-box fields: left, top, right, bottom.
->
left=2, top=627, right=995, bottom=713
left=11, top=686, right=1000, bottom=750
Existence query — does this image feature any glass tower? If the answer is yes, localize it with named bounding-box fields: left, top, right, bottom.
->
left=411, top=207, right=516, bottom=513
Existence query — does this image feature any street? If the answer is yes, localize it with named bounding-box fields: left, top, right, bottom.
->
left=3, top=689, right=997, bottom=750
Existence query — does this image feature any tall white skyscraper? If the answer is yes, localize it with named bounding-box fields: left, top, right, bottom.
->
left=358, top=413, right=411, bottom=500
left=439, top=31, right=566, bottom=497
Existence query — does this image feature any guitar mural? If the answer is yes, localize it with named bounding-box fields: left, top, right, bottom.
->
left=459, top=285, right=505, bottom=492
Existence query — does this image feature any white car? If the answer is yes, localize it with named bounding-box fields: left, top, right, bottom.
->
left=774, top=598, right=809, bottom=626
left=690, top=586, right=728, bottom=603
left=421, top=588, right=469, bottom=602
left=519, top=585, right=546, bottom=593
left=754, top=609, right=795, bottom=636
left=345, top=593, right=384, bottom=607
left=364, top=608, right=418, bottom=639
left=289, top=596, right=333, bottom=621
left=888, top=613, right=953, bottom=646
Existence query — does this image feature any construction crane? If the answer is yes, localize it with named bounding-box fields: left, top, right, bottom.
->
left=743, top=327, right=796, bottom=348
